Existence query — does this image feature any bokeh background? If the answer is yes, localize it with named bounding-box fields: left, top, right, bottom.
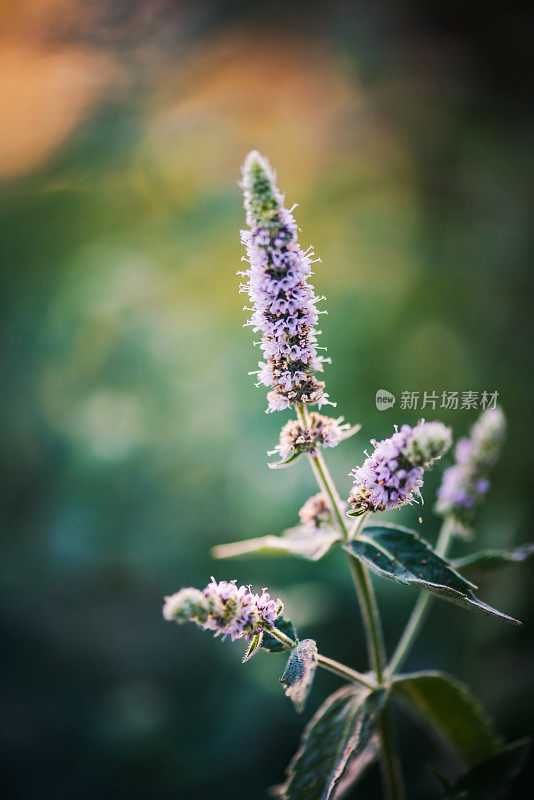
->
left=1, top=1, right=533, bottom=798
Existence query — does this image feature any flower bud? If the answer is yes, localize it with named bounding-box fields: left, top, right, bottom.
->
left=162, top=588, right=210, bottom=624
left=402, top=421, right=452, bottom=467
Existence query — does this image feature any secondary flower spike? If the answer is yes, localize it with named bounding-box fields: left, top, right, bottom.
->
left=348, top=421, right=452, bottom=515
left=436, top=406, right=506, bottom=524
left=163, top=579, right=283, bottom=642
left=239, top=151, right=329, bottom=413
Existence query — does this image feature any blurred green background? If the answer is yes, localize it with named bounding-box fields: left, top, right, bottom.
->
left=1, top=1, right=533, bottom=798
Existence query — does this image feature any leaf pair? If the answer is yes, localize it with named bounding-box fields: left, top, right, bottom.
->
left=277, top=685, right=386, bottom=800
left=343, top=524, right=521, bottom=625
left=278, top=668, right=527, bottom=800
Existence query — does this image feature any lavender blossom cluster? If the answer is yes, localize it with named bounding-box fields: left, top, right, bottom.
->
left=436, top=407, right=506, bottom=521
left=348, top=421, right=452, bottom=515
left=239, top=151, right=329, bottom=413
left=270, top=412, right=351, bottom=464
left=163, top=578, right=283, bottom=642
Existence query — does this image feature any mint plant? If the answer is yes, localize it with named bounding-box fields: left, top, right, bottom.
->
left=163, top=152, right=531, bottom=799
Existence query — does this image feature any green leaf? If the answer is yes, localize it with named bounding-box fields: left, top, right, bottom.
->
left=278, top=686, right=387, bottom=800
left=212, top=525, right=341, bottom=562
left=452, top=544, right=534, bottom=573
left=280, top=639, right=318, bottom=713
left=343, top=524, right=520, bottom=625
left=261, top=617, right=297, bottom=653
left=392, top=671, right=497, bottom=763
left=435, top=739, right=531, bottom=799
left=242, top=631, right=263, bottom=663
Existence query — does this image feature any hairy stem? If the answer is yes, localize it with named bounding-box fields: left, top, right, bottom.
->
left=297, top=404, right=405, bottom=800
left=387, top=517, right=455, bottom=676
left=266, top=625, right=376, bottom=689
left=347, top=552, right=386, bottom=683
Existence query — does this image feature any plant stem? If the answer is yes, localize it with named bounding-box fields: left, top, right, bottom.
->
left=297, top=404, right=406, bottom=800
left=387, top=517, right=455, bottom=676
left=347, top=552, right=386, bottom=683
left=378, top=708, right=407, bottom=800
left=266, top=625, right=376, bottom=689
left=296, top=405, right=348, bottom=537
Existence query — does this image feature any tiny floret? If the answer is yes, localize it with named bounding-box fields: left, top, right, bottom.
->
left=269, top=413, right=353, bottom=465
left=348, top=421, right=452, bottom=515
left=239, top=151, right=330, bottom=412
left=163, top=578, right=283, bottom=643
left=436, top=407, right=506, bottom=523
left=298, top=492, right=333, bottom=531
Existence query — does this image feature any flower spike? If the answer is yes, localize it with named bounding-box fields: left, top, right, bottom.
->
left=436, top=407, right=506, bottom=531
left=240, top=151, right=330, bottom=413
left=348, top=421, right=452, bottom=515
left=163, top=579, right=283, bottom=643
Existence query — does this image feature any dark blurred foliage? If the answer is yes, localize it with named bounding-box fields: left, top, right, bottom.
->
left=1, top=1, right=533, bottom=798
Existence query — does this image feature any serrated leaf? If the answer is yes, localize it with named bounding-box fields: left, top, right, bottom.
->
left=242, top=631, right=263, bottom=663
left=261, top=617, right=297, bottom=653
left=436, top=739, right=531, bottom=799
left=278, top=686, right=386, bottom=800
left=343, top=524, right=520, bottom=625
left=280, top=639, right=318, bottom=713
left=213, top=525, right=341, bottom=562
left=392, top=671, right=497, bottom=764
left=452, top=544, right=534, bottom=573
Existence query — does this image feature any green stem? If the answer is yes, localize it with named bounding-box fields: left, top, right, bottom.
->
left=378, top=708, right=407, bottom=800
left=347, top=552, right=386, bottom=683
left=297, top=403, right=405, bottom=800
left=266, top=625, right=376, bottom=689
left=296, top=405, right=348, bottom=537
left=387, top=517, right=455, bottom=676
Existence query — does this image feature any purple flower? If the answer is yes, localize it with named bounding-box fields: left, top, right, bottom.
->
left=269, top=412, right=356, bottom=466
left=348, top=421, right=451, bottom=515
left=163, top=578, right=283, bottom=642
left=436, top=407, right=506, bottom=522
left=239, top=151, right=330, bottom=413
